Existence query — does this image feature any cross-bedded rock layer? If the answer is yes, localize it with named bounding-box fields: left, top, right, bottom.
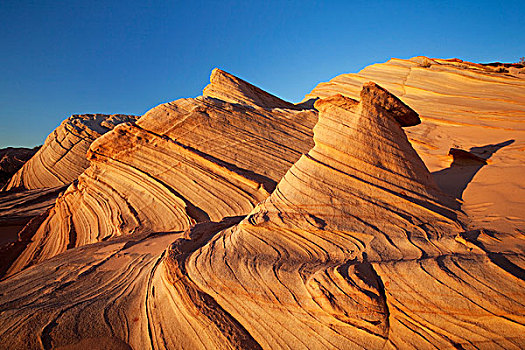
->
left=155, top=83, right=525, bottom=349
left=2, top=114, right=139, bottom=191
left=3, top=69, right=316, bottom=277
left=306, top=57, right=525, bottom=233
left=1, top=82, right=522, bottom=349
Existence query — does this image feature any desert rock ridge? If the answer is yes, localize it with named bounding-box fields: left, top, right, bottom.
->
left=0, top=60, right=523, bottom=350
left=2, top=68, right=317, bottom=277
left=0, top=81, right=522, bottom=349
left=0, top=114, right=138, bottom=277
left=203, top=68, right=301, bottom=109
left=2, top=114, right=139, bottom=192
left=305, top=56, right=525, bottom=233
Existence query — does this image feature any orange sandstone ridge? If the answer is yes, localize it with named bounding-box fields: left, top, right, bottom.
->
left=0, top=58, right=523, bottom=349
left=306, top=56, right=525, bottom=233
left=1, top=69, right=317, bottom=277
left=2, top=114, right=139, bottom=191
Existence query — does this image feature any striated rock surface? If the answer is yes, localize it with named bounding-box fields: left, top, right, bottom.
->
left=2, top=114, right=139, bottom=191
left=1, top=61, right=524, bottom=349
left=154, top=83, right=525, bottom=348
left=0, top=186, right=66, bottom=277
left=0, top=146, right=39, bottom=188
left=0, top=229, right=184, bottom=348
left=1, top=83, right=522, bottom=349
left=0, top=187, right=65, bottom=235
left=3, top=69, right=317, bottom=277
left=306, top=57, right=525, bottom=233
left=203, top=68, right=301, bottom=109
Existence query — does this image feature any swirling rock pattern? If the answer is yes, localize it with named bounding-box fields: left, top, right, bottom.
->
left=0, top=186, right=66, bottom=277
left=306, top=57, right=525, bottom=233
left=161, top=83, right=524, bottom=349
left=2, top=114, right=139, bottom=191
left=0, top=229, right=184, bottom=349
left=4, top=69, right=316, bottom=277
left=1, top=83, right=522, bottom=349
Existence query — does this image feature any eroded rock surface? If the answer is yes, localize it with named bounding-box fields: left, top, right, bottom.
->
left=1, top=83, right=522, bottom=349
left=306, top=57, right=525, bottom=233
left=159, top=83, right=524, bottom=349
left=3, top=69, right=317, bottom=277
left=0, top=186, right=66, bottom=277
left=2, top=114, right=138, bottom=191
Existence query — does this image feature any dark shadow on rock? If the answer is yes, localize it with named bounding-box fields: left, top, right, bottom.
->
left=432, top=140, right=514, bottom=200
left=457, top=228, right=525, bottom=282
left=295, top=97, right=319, bottom=110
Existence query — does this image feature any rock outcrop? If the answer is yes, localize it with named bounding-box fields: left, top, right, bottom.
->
left=2, top=114, right=139, bottom=191
left=0, top=146, right=39, bottom=188
left=306, top=57, right=525, bottom=233
left=448, top=148, right=488, bottom=165
left=3, top=69, right=317, bottom=277
left=203, top=68, right=301, bottom=109
left=1, top=83, right=523, bottom=349
left=0, top=186, right=66, bottom=277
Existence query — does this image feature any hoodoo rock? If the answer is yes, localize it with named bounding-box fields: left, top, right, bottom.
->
left=3, top=69, right=317, bottom=277
left=1, top=83, right=522, bottom=349
left=2, top=114, right=139, bottom=191
left=305, top=56, right=525, bottom=233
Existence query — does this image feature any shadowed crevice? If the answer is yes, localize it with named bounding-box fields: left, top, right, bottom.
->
left=432, top=140, right=514, bottom=200
left=164, top=216, right=262, bottom=349
left=458, top=229, right=525, bottom=282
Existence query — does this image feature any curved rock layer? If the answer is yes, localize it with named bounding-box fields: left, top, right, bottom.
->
left=163, top=84, right=524, bottom=349
left=5, top=69, right=317, bottom=276
left=0, top=186, right=66, bottom=277
left=306, top=57, right=525, bottom=233
left=0, top=146, right=39, bottom=188
left=1, top=84, right=522, bottom=349
left=0, top=229, right=184, bottom=349
left=2, top=114, right=139, bottom=191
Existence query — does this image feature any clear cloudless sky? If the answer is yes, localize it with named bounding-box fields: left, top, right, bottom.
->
left=1, top=0, right=524, bottom=147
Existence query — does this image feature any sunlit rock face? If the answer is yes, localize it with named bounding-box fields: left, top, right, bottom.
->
left=2, top=114, right=139, bottom=191
left=159, top=83, right=523, bottom=349
left=1, top=82, right=522, bottom=350
left=306, top=57, right=525, bottom=233
left=4, top=69, right=317, bottom=277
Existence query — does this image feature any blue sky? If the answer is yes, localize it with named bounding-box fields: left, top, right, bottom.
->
left=1, top=0, right=524, bottom=147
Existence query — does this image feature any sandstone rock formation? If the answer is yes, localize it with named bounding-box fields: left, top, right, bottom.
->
left=2, top=114, right=138, bottom=191
left=1, top=83, right=523, bottom=349
left=0, top=186, right=66, bottom=277
left=306, top=57, right=525, bottom=233
left=448, top=148, right=488, bottom=166
left=2, top=69, right=317, bottom=277
left=0, top=146, right=39, bottom=188
left=0, top=187, right=65, bottom=238
left=0, top=146, right=60, bottom=274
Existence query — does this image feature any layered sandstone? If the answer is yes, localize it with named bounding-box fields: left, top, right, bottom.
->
left=0, top=186, right=66, bottom=277
left=153, top=83, right=524, bottom=349
left=306, top=57, right=525, bottom=233
left=1, top=83, right=522, bottom=349
left=3, top=69, right=316, bottom=277
left=2, top=114, right=138, bottom=191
